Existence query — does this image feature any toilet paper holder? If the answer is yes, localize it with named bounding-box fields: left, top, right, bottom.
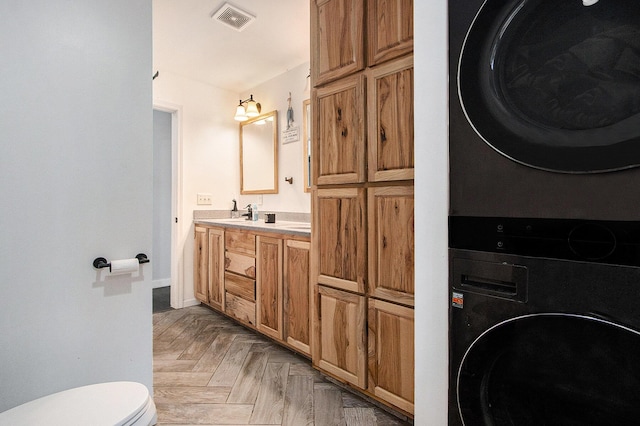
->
left=93, top=253, right=150, bottom=270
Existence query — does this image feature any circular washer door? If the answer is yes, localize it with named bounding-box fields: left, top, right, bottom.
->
left=457, top=314, right=640, bottom=425
left=459, top=0, right=640, bottom=173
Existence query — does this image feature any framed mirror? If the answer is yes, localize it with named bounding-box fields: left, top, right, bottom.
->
left=303, top=99, right=311, bottom=192
left=240, top=110, right=278, bottom=194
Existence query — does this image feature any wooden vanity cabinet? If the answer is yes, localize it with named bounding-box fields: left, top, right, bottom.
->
left=207, top=228, right=225, bottom=310
left=195, top=224, right=312, bottom=355
left=311, top=0, right=365, bottom=87
left=194, top=226, right=209, bottom=303
left=224, top=229, right=256, bottom=326
left=256, top=235, right=283, bottom=340
left=368, top=298, right=414, bottom=414
left=194, top=226, right=225, bottom=310
left=284, top=239, right=312, bottom=355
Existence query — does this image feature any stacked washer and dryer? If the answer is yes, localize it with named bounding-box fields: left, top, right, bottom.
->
left=448, top=0, right=640, bottom=424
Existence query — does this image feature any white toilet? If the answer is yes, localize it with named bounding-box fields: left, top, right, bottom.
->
left=0, top=381, right=157, bottom=426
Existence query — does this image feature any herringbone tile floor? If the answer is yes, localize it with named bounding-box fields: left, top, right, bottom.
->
left=153, top=305, right=411, bottom=425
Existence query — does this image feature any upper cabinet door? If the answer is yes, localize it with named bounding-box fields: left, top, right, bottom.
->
left=367, top=0, right=414, bottom=66
left=313, top=74, right=366, bottom=185
left=312, top=0, right=365, bottom=86
left=367, top=56, right=414, bottom=182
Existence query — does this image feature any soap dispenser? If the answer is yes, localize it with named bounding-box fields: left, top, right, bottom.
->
left=231, top=199, right=239, bottom=218
left=252, top=203, right=258, bottom=221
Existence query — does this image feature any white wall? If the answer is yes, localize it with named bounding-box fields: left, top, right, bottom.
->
left=0, top=0, right=153, bottom=411
left=153, top=71, right=239, bottom=305
left=414, top=1, right=450, bottom=424
left=239, top=62, right=312, bottom=214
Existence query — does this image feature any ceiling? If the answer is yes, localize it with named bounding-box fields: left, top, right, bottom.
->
left=153, top=0, right=310, bottom=93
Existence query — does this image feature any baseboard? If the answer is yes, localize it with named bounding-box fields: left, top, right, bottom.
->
left=183, top=298, right=200, bottom=308
left=152, top=278, right=171, bottom=289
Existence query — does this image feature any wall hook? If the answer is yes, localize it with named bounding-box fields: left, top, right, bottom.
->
left=285, top=177, right=293, bottom=184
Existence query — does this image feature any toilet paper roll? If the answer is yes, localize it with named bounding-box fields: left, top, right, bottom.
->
left=109, top=258, right=139, bottom=275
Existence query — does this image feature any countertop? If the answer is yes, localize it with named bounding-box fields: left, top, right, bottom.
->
left=194, top=218, right=311, bottom=237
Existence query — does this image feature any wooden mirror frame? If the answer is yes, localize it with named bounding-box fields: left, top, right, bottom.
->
left=240, top=110, right=279, bottom=194
left=303, top=99, right=311, bottom=193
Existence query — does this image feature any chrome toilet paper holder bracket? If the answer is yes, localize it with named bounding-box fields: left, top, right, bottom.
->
left=93, top=253, right=150, bottom=269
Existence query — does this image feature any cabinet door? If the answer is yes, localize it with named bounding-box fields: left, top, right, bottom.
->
left=314, top=285, right=367, bottom=389
left=367, top=56, right=414, bottom=182
left=311, top=0, right=365, bottom=86
left=368, top=185, right=414, bottom=306
left=368, top=299, right=414, bottom=414
left=313, top=74, right=366, bottom=185
left=207, top=228, right=225, bottom=310
left=256, top=236, right=283, bottom=340
left=313, top=187, right=367, bottom=293
left=368, top=0, right=414, bottom=66
left=194, top=226, right=209, bottom=303
left=284, top=239, right=311, bottom=355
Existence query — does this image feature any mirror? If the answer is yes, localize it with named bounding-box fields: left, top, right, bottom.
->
left=240, top=110, right=278, bottom=194
left=303, top=99, right=311, bottom=192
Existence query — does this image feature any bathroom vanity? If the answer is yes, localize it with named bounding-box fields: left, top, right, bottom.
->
left=193, top=218, right=312, bottom=356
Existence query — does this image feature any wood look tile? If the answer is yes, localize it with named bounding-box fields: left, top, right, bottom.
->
left=154, top=372, right=213, bottom=387
left=152, top=306, right=411, bottom=426
left=153, top=359, right=199, bottom=372
left=313, top=383, right=346, bottom=426
left=344, top=408, right=376, bottom=425
left=250, top=362, right=289, bottom=425
left=191, top=332, right=236, bottom=373
left=227, top=351, right=269, bottom=403
left=282, top=375, right=314, bottom=426
left=154, top=386, right=231, bottom=404
left=207, top=341, right=253, bottom=387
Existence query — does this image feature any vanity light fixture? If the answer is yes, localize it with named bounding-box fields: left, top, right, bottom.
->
left=234, top=94, right=261, bottom=121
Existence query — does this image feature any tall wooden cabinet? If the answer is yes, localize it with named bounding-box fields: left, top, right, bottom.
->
left=311, top=0, right=414, bottom=416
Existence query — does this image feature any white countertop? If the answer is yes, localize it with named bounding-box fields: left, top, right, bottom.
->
left=194, top=218, right=311, bottom=236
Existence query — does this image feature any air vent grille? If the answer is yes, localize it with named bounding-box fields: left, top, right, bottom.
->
left=212, top=3, right=255, bottom=32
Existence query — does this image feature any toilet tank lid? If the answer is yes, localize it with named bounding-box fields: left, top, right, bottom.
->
left=0, top=381, right=153, bottom=426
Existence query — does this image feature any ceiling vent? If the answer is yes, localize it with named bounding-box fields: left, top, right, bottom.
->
left=212, top=3, right=256, bottom=32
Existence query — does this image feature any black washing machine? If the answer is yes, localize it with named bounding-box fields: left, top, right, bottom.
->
left=449, top=217, right=640, bottom=425
left=449, top=0, right=640, bottom=220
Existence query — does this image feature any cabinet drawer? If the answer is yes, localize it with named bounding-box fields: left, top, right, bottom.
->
left=225, top=272, right=255, bottom=301
left=225, top=252, right=256, bottom=278
left=225, top=230, right=256, bottom=255
left=225, top=292, right=256, bottom=326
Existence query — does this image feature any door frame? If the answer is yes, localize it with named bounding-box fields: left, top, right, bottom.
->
left=153, top=100, right=184, bottom=308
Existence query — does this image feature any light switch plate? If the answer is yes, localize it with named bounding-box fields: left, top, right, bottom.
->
left=197, top=193, right=213, bottom=205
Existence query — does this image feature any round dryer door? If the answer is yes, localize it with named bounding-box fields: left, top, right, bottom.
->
left=456, top=314, right=640, bottom=425
left=459, top=0, right=640, bottom=173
